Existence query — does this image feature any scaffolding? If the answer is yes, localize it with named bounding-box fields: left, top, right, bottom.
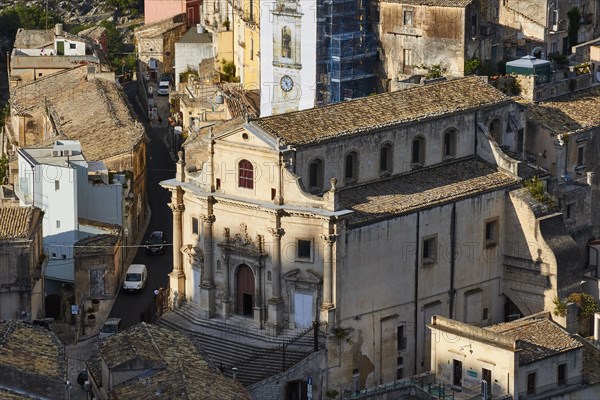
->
left=317, top=0, right=378, bottom=104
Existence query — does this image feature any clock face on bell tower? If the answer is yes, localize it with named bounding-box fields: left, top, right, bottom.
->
left=280, top=75, right=294, bottom=92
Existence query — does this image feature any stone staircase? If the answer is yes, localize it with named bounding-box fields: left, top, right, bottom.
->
left=157, top=302, right=316, bottom=386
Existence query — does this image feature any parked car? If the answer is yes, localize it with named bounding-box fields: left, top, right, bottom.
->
left=122, top=264, right=147, bottom=293
left=160, top=73, right=174, bottom=84
left=156, top=80, right=170, bottom=96
left=99, top=317, right=123, bottom=339
left=146, top=231, right=166, bottom=255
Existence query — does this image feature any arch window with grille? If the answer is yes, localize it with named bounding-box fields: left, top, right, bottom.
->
left=238, top=159, right=254, bottom=189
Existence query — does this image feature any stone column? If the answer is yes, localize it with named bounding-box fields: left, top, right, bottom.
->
left=267, top=227, right=285, bottom=334
left=199, top=214, right=215, bottom=318
left=168, top=200, right=185, bottom=307
left=253, top=264, right=263, bottom=327
left=321, top=234, right=336, bottom=308
left=221, top=254, right=231, bottom=318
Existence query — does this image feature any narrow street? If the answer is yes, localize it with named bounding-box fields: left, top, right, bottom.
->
left=66, top=81, right=176, bottom=399
left=108, top=81, right=176, bottom=329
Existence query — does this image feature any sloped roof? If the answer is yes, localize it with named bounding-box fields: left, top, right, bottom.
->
left=0, top=321, right=66, bottom=380
left=0, top=206, right=42, bottom=239
left=487, top=317, right=582, bottom=365
left=339, top=157, right=520, bottom=227
left=91, top=323, right=250, bottom=399
left=11, top=67, right=146, bottom=161
left=253, top=76, right=511, bottom=146
left=527, top=85, right=600, bottom=135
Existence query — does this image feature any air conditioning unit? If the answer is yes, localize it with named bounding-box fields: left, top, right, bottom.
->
left=51, top=150, right=61, bottom=157
left=551, top=24, right=558, bottom=32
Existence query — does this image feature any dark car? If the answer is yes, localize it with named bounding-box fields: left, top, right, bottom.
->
left=160, top=73, right=174, bottom=84
left=145, top=231, right=166, bottom=255
left=77, top=369, right=88, bottom=389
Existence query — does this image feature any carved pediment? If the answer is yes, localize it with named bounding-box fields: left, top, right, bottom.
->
left=220, top=223, right=266, bottom=257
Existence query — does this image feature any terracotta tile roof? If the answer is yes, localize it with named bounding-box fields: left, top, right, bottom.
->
left=382, top=0, right=472, bottom=6
left=253, top=76, right=510, bottom=146
left=339, top=158, right=519, bottom=226
left=134, top=15, right=186, bottom=38
left=11, top=67, right=146, bottom=161
left=0, top=321, right=66, bottom=380
left=527, top=86, right=600, bottom=135
left=219, top=83, right=260, bottom=119
left=77, top=26, right=107, bottom=43
left=0, top=206, right=41, bottom=239
left=487, top=317, right=582, bottom=365
left=93, top=323, right=250, bottom=399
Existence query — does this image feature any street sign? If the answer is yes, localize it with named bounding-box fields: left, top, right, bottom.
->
left=307, top=376, right=313, bottom=400
left=71, top=305, right=79, bottom=315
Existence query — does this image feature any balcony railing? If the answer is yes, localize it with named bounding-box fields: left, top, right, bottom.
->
left=517, top=376, right=581, bottom=399
left=13, top=183, right=33, bottom=205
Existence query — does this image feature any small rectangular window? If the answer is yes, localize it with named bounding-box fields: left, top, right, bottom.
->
left=558, top=363, right=566, bottom=385
left=56, top=220, right=60, bottom=228
left=297, top=239, right=311, bottom=259
left=482, top=307, right=488, bottom=320
left=216, top=178, right=221, bottom=190
left=397, top=325, right=407, bottom=350
left=485, top=219, right=498, bottom=247
left=271, top=188, right=276, bottom=200
left=422, top=236, right=437, bottom=266
left=192, top=217, right=199, bottom=235
left=566, top=203, right=573, bottom=219
left=403, top=10, right=413, bottom=26
left=527, top=372, right=536, bottom=395
left=69, top=43, right=76, bottom=49
left=577, top=146, right=585, bottom=167
left=55, top=180, right=60, bottom=190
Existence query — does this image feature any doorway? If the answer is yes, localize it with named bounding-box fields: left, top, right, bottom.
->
left=236, top=264, right=254, bottom=316
left=45, top=294, right=61, bottom=319
left=453, top=359, right=463, bottom=387
left=482, top=368, right=492, bottom=397
left=293, top=292, right=313, bottom=328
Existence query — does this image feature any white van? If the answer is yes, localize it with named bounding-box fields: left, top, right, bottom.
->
left=122, top=264, right=147, bottom=293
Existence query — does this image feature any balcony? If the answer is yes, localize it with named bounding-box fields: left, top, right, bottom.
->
left=14, top=182, right=33, bottom=205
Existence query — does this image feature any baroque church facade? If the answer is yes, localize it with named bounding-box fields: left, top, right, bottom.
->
left=161, top=76, right=583, bottom=391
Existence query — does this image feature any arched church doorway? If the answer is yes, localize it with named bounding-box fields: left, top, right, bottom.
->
left=236, top=264, right=255, bottom=316
left=45, top=294, right=61, bottom=319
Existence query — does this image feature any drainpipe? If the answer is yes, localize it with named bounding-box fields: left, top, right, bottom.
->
left=449, top=203, right=456, bottom=319
left=413, top=211, right=420, bottom=375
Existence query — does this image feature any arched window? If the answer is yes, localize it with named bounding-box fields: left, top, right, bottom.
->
left=345, top=152, right=358, bottom=182
left=238, top=159, right=254, bottom=189
left=281, top=27, right=292, bottom=59
left=379, top=143, right=393, bottom=174
left=443, top=129, right=456, bottom=159
left=412, top=137, right=425, bottom=166
left=309, top=159, right=324, bottom=193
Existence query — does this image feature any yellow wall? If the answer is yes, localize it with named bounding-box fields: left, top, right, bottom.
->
left=216, top=30, right=234, bottom=67
left=243, top=26, right=260, bottom=89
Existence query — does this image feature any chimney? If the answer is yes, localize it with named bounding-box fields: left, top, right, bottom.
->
left=196, top=24, right=205, bottom=34
left=55, top=23, right=63, bottom=36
